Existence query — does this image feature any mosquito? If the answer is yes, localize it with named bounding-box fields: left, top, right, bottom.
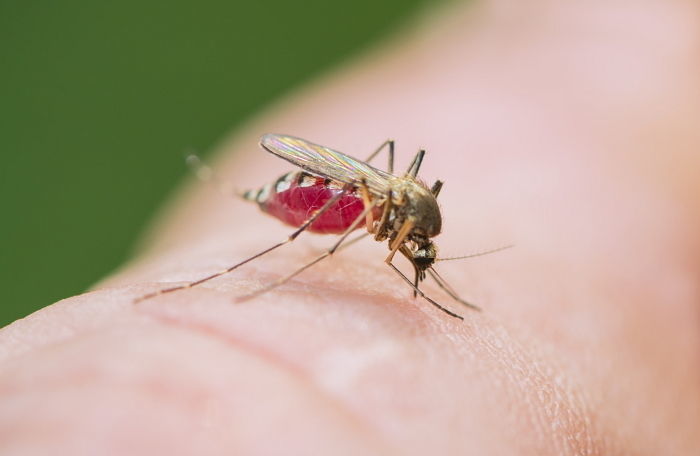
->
left=135, top=134, right=510, bottom=320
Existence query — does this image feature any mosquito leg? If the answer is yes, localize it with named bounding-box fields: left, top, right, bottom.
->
left=430, top=180, right=443, bottom=197
left=373, top=189, right=393, bottom=241
left=412, top=266, right=420, bottom=298
left=427, top=267, right=460, bottom=297
left=327, top=199, right=383, bottom=255
left=386, top=219, right=414, bottom=263
left=385, top=261, right=463, bottom=320
left=427, top=268, right=481, bottom=311
left=358, top=179, right=376, bottom=233
left=395, top=245, right=421, bottom=299
left=287, top=183, right=353, bottom=241
left=364, top=139, right=395, bottom=174
left=332, top=231, right=370, bottom=255
left=405, top=149, right=425, bottom=178
left=134, top=184, right=354, bottom=303
left=237, top=199, right=383, bottom=301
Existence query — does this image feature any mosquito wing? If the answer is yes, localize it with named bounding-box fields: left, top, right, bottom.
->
left=260, top=134, right=395, bottom=196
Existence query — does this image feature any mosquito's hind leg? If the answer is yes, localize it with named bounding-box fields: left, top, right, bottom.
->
left=133, top=184, right=354, bottom=303
left=237, top=198, right=384, bottom=301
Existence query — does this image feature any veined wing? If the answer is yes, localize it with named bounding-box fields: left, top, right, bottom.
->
left=260, top=134, right=395, bottom=196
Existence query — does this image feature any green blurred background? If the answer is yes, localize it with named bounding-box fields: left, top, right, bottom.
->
left=0, top=0, right=435, bottom=326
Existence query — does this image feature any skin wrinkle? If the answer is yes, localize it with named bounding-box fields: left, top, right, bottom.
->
left=135, top=293, right=460, bottom=450
left=131, top=278, right=602, bottom=454
left=0, top=320, right=396, bottom=455
left=144, top=320, right=393, bottom=451
left=138, top=303, right=401, bottom=452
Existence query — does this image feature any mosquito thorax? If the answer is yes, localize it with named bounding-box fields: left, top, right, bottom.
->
left=391, top=178, right=443, bottom=239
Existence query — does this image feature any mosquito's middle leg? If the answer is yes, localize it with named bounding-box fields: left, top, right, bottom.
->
left=237, top=198, right=385, bottom=301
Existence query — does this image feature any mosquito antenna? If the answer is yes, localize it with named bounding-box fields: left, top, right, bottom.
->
left=428, top=267, right=480, bottom=311
left=437, top=244, right=514, bottom=262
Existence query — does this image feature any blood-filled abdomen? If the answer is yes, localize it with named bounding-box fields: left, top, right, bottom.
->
left=243, top=171, right=380, bottom=234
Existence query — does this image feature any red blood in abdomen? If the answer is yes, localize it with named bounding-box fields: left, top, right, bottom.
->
left=262, top=179, right=374, bottom=234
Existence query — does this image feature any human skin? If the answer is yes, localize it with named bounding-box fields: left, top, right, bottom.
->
left=1, top=1, right=699, bottom=454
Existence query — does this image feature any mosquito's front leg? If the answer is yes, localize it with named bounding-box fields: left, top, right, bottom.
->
left=386, top=219, right=414, bottom=264
left=398, top=244, right=422, bottom=298
left=384, top=261, right=463, bottom=320
left=427, top=268, right=481, bottom=311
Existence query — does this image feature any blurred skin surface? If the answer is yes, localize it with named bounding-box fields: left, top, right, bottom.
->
left=1, top=0, right=700, bottom=454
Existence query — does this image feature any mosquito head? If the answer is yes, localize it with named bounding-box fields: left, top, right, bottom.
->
left=411, top=240, right=438, bottom=272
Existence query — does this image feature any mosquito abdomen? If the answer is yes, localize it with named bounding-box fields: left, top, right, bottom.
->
left=243, top=171, right=380, bottom=234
